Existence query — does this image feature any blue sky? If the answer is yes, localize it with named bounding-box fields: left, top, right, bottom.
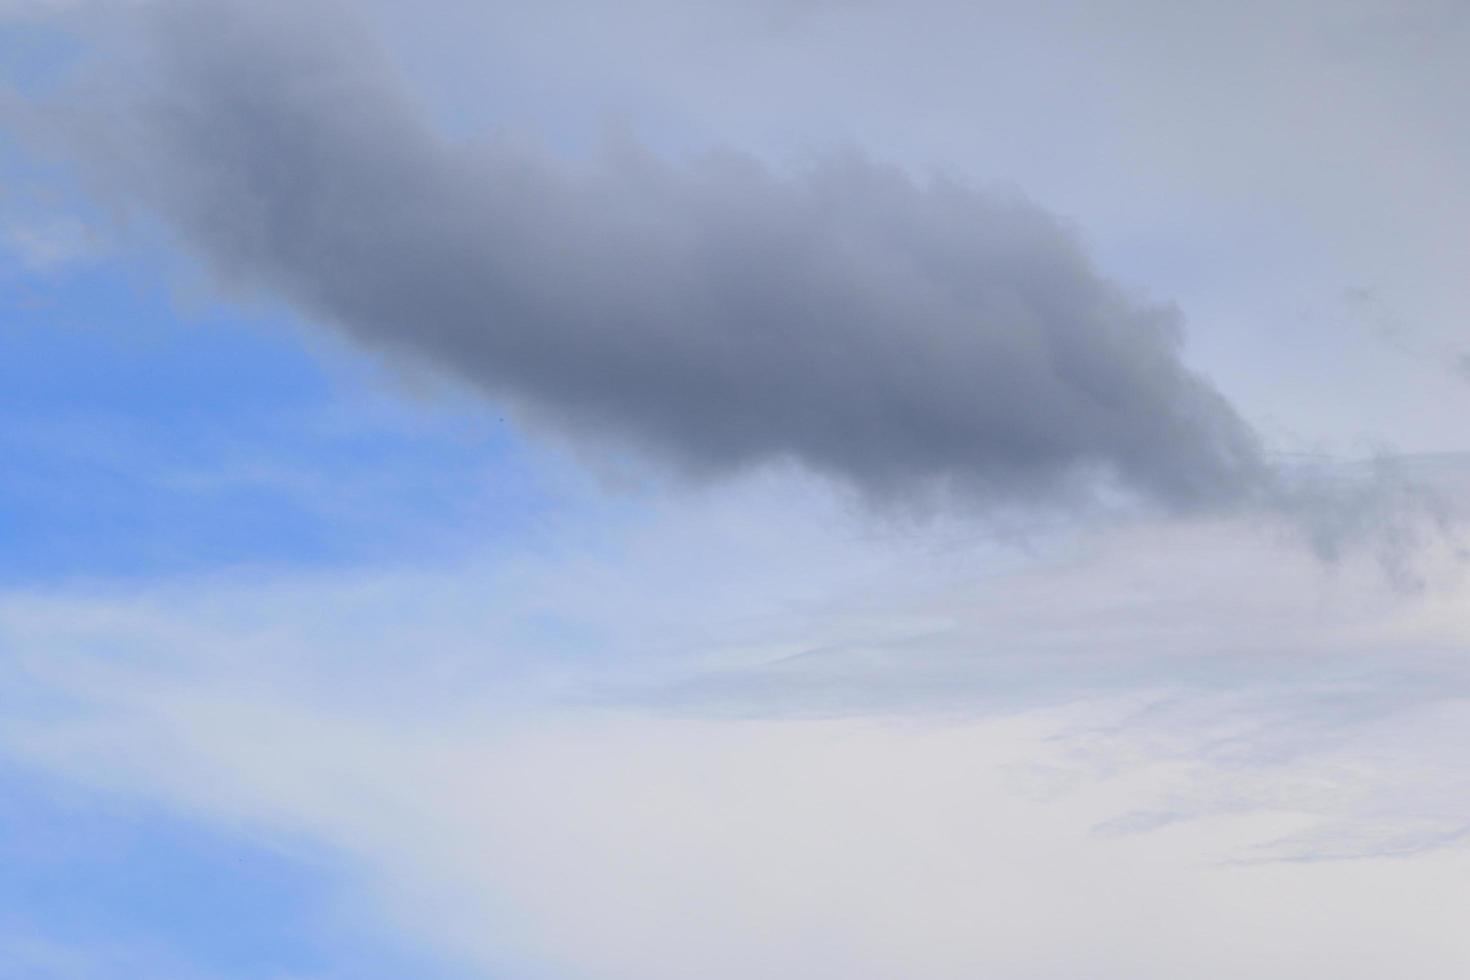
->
left=0, top=258, right=516, bottom=972
left=0, top=23, right=571, bottom=971
left=3, top=2, right=1470, bottom=978
left=0, top=760, right=492, bottom=980
left=0, top=204, right=567, bottom=585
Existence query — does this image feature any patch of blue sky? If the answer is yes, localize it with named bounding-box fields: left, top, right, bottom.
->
left=0, top=236, right=565, bottom=586
left=0, top=761, right=486, bottom=980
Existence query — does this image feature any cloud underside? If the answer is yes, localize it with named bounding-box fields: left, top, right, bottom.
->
left=45, top=0, right=1266, bottom=511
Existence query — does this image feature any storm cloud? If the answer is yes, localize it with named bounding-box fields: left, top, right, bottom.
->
left=44, top=0, right=1268, bottom=511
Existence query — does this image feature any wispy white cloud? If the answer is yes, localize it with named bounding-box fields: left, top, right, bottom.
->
left=4, top=216, right=101, bottom=272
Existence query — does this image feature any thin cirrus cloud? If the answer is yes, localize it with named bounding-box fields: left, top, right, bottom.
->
left=33, top=0, right=1269, bottom=513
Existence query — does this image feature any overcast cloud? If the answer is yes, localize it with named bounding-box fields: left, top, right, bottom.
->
left=30, top=0, right=1276, bottom=512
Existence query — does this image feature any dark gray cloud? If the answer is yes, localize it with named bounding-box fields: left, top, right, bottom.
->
left=40, top=0, right=1269, bottom=512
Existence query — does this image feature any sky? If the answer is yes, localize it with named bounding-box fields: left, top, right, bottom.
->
left=2, top=1, right=1470, bottom=977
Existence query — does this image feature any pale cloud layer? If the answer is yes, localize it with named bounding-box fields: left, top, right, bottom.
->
left=4, top=466, right=1470, bottom=978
